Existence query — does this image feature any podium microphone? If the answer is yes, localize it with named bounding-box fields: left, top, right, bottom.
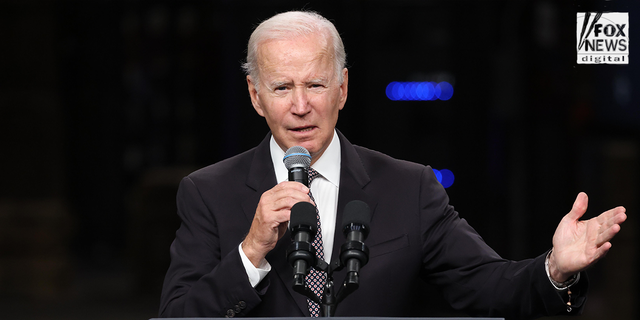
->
left=340, top=200, right=371, bottom=285
left=284, top=146, right=311, bottom=186
left=287, top=201, right=318, bottom=287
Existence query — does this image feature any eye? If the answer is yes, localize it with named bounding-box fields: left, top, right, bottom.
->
left=273, top=85, right=290, bottom=93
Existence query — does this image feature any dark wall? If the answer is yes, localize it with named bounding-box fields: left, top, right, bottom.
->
left=1, top=0, right=638, bottom=319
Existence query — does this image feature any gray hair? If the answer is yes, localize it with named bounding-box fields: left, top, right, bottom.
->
left=242, top=11, right=347, bottom=92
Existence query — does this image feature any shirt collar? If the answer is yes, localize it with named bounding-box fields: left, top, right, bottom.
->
left=270, top=130, right=341, bottom=187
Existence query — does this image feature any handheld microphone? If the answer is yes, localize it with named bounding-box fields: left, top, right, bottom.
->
left=284, top=146, right=311, bottom=186
left=340, top=200, right=371, bottom=279
left=287, top=201, right=318, bottom=285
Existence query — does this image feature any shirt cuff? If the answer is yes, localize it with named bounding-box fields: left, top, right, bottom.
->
left=544, top=250, right=580, bottom=290
left=238, top=242, right=271, bottom=287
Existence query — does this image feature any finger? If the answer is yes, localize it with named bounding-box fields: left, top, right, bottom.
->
left=595, top=206, right=627, bottom=229
left=264, top=186, right=311, bottom=208
left=566, top=192, right=589, bottom=222
left=255, top=199, right=300, bottom=223
left=596, top=223, right=622, bottom=247
left=253, top=205, right=290, bottom=227
left=610, top=206, right=628, bottom=224
left=270, top=197, right=312, bottom=214
left=277, top=180, right=310, bottom=193
left=593, top=241, right=613, bottom=262
left=263, top=182, right=308, bottom=200
left=277, top=221, right=289, bottom=238
left=272, top=185, right=313, bottom=204
left=270, top=182, right=309, bottom=200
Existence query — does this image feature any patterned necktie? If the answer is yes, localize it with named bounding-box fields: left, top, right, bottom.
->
left=306, top=167, right=326, bottom=317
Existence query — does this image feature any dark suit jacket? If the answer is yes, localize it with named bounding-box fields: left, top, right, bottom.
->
left=159, top=131, right=587, bottom=319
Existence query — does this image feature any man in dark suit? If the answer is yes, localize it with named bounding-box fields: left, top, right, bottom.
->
left=159, top=11, right=627, bottom=319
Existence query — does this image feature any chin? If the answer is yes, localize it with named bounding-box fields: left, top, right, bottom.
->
left=281, top=134, right=325, bottom=155
left=299, top=143, right=319, bottom=154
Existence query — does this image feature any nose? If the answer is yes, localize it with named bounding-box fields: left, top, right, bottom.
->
left=290, top=86, right=311, bottom=116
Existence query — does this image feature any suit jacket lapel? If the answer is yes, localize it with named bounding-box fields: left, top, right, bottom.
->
left=331, top=130, right=378, bottom=294
left=241, top=132, right=309, bottom=316
left=242, top=133, right=276, bottom=223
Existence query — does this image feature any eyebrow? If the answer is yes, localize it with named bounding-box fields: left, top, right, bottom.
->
left=306, top=78, right=328, bottom=85
left=268, top=77, right=329, bottom=90
left=269, top=81, right=292, bottom=88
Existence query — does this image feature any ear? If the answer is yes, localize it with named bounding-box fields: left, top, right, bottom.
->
left=247, top=75, right=265, bottom=117
left=338, top=68, right=349, bottom=111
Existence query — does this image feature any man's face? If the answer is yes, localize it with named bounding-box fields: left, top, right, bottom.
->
left=247, top=33, right=348, bottom=163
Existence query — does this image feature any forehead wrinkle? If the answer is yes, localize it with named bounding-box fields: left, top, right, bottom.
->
left=256, top=34, right=336, bottom=84
left=261, top=59, right=335, bottom=89
left=307, top=78, right=328, bottom=84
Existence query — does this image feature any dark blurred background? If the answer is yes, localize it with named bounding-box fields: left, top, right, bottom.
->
left=1, top=0, right=638, bottom=319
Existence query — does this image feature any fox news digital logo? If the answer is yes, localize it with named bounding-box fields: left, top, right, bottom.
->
left=577, top=12, right=629, bottom=64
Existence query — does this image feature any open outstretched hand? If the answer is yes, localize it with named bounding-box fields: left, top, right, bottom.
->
left=548, top=192, right=627, bottom=282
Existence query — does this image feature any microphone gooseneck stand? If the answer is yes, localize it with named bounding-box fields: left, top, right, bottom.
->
left=287, top=213, right=370, bottom=317
left=290, top=249, right=368, bottom=317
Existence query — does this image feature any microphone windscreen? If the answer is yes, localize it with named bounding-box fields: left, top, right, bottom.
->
left=290, top=201, right=317, bottom=234
left=342, top=200, right=371, bottom=230
left=284, top=146, right=311, bottom=170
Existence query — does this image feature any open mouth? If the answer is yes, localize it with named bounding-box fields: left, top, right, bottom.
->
left=291, top=126, right=315, bottom=132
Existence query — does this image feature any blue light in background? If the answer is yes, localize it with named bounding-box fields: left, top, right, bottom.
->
left=436, top=82, right=454, bottom=101
left=430, top=81, right=440, bottom=100
left=432, top=168, right=443, bottom=184
left=408, top=82, right=418, bottom=100
left=386, top=81, right=453, bottom=101
left=439, top=169, right=455, bottom=188
left=385, top=82, right=399, bottom=101
left=416, top=82, right=431, bottom=100
left=431, top=168, right=455, bottom=188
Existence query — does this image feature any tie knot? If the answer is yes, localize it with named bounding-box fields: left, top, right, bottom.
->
left=308, top=168, right=320, bottom=184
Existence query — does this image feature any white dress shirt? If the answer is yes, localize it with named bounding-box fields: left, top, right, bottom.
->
left=239, top=130, right=341, bottom=287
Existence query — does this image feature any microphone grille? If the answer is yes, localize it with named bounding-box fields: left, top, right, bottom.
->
left=283, top=146, right=311, bottom=170
left=342, top=200, right=371, bottom=230
left=290, top=202, right=318, bottom=234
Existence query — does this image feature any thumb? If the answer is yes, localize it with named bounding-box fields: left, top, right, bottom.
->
left=566, top=192, right=589, bottom=221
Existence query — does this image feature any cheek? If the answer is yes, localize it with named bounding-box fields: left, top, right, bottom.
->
left=310, top=94, right=336, bottom=111
left=262, top=102, right=291, bottom=126
left=318, top=97, right=341, bottom=119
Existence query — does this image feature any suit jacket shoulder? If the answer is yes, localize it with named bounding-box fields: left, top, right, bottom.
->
left=353, top=144, right=428, bottom=174
left=187, top=145, right=256, bottom=188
